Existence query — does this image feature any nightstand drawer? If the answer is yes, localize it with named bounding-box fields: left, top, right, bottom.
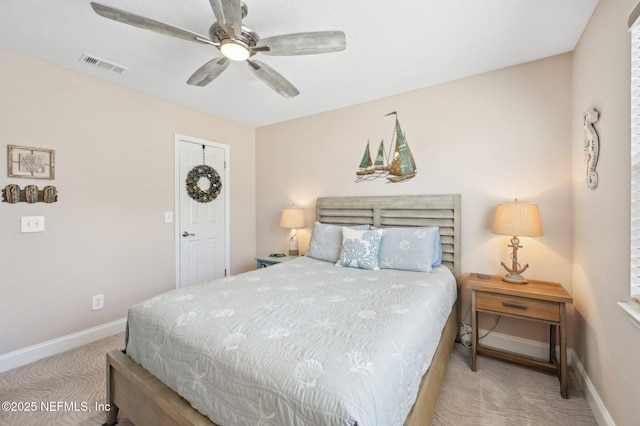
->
left=476, top=292, right=560, bottom=322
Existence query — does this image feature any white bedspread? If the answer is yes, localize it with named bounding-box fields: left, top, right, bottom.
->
left=126, top=256, right=456, bottom=425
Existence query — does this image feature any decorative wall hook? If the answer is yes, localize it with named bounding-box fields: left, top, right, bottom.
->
left=3, top=184, right=20, bottom=203
left=2, top=184, right=58, bottom=203
left=24, top=185, right=38, bottom=203
left=43, top=185, right=58, bottom=203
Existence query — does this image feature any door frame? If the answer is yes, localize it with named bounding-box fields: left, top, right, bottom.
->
left=174, top=133, right=230, bottom=288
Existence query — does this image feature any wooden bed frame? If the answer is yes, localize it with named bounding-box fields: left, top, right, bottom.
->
left=103, top=194, right=461, bottom=426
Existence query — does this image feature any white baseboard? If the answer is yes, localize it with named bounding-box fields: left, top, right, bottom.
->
left=0, top=318, right=126, bottom=373
left=462, top=327, right=613, bottom=426
left=572, top=353, right=615, bottom=426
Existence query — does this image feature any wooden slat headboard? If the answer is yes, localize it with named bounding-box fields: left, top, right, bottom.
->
left=316, top=194, right=461, bottom=282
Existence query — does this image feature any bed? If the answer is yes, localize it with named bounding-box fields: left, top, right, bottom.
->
left=103, top=194, right=461, bottom=426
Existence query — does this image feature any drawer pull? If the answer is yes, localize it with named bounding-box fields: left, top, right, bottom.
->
left=502, top=301, right=528, bottom=310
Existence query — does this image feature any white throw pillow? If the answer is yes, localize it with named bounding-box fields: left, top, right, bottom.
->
left=336, top=227, right=383, bottom=270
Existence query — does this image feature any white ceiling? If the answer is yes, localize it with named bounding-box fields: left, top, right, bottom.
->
left=0, top=0, right=598, bottom=128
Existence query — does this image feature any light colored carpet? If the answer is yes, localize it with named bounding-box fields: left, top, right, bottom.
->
left=0, top=333, right=127, bottom=426
left=431, top=344, right=597, bottom=426
left=0, top=334, right=596, bottom=425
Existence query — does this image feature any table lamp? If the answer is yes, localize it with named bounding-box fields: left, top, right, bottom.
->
left=280, top=207, right=305, bottom=256
left=492, top=199, right=543, bottom=284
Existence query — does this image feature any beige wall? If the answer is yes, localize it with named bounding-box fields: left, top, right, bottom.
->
left=5, top=2, right=638, bottom=419
left=256, top=53, right=574, bottom=345
left=0, top=48, right=256, bottom=354
left=572, top=0, right=640, bottom=424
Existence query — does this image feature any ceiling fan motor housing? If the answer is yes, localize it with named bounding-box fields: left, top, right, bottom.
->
left=209, top=23, right=260, bottom=56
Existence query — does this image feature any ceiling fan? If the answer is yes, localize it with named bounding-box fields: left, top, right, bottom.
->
left=90, top=1, right=346, bottom=98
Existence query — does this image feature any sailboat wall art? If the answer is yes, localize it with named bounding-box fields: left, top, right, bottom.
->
left=355, top=112, right=417, bottom=183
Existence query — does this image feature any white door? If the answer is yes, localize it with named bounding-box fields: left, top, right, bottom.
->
left=177, top=135, right=228, bottom=287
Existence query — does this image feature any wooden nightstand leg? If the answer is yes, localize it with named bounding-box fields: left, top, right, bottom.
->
left=471, top=290, right=478, bottom=371
left=560, top=303, right=568, bottom=398
left=549, top=324, right=557, bottom=363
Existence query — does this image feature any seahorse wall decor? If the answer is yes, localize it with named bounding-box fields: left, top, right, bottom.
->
left=583, top=108, right=600, bottom=189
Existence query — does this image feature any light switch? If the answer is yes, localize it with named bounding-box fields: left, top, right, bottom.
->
left=164, top=211, right=173, bottom=223
left=21, top=216, right=45, bottom=232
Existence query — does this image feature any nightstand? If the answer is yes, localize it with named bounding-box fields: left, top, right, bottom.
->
left=466, top=273, right=573, bottom=398
left=255, top=255, right=299, bottom=268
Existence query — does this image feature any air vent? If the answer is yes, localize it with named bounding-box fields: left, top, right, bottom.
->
left=79, top=54, right=128, bottom=74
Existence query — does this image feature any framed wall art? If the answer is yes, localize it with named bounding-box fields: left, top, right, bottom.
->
left=7, top=145, right=55, bottom=179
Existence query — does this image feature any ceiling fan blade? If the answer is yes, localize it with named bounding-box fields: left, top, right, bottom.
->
left=247, top=60, right=300, bottom=98
left=187, top=57, right=230, bottom=86
left=255, top=31, right=346, bottom=56
left=208, top=0, right=243, bottom=38
left=91, top=2, right=213, bottom=45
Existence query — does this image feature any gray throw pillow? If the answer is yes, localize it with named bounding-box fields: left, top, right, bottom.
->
left=306, top=222, right=369, bottom=263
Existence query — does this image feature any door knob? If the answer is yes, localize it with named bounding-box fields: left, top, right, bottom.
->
left=182, top=231, right=195, bottom=237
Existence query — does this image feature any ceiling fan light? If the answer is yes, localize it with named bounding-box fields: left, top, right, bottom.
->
left=220, top=40, right=250, bottom=61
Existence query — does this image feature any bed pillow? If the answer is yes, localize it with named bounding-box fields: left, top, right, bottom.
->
left=306, top=222, right=370, bottom=263
left=374, top=226, right=442, bottom=268
left=377, top=226, right=440, bottom=272
left=431, top=229, right=443, bottom=267
left=336, top=227, right=383, bottom=270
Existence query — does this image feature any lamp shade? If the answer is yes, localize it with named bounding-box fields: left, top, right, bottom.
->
left=280, top=208, right=305, bottom=229
left=492, top=200, right=543, bottom=237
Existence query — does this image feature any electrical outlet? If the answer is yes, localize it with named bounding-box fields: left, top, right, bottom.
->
left=92, top=294, right=104, bottom=311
